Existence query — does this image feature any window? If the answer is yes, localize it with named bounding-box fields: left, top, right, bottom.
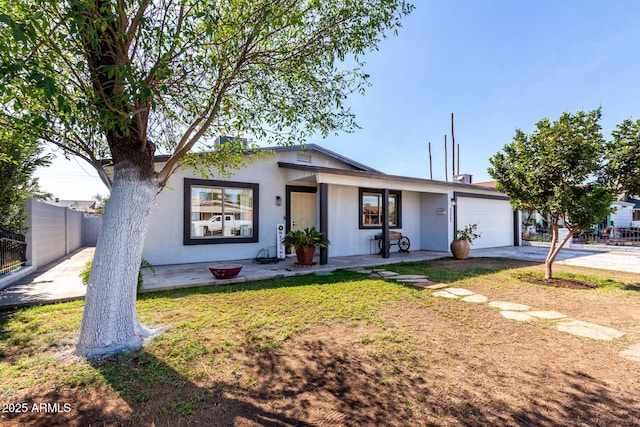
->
left=359, top=188, right=401, bottom=229
left=184, top=179, right=259, bottom=245
left=634, top=210, right=640, bottom=222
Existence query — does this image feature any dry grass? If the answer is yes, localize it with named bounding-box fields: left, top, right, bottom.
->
left=1, top=257, right=639, bottom=426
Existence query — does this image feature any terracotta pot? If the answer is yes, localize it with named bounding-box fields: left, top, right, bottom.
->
left=295, top=246, right=316, bottom=266
left=450, top=239, right=470, bottom=260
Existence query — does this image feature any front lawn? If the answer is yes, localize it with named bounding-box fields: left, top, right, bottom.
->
left=1, top=258, right=639, bottom=426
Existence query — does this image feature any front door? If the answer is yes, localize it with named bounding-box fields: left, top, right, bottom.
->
left=286, top=186, right=318, bottom=254
left=290, top=191, right=316, bottom=231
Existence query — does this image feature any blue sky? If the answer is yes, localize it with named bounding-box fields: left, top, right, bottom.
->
left=36, top=0, right=640, bottom=199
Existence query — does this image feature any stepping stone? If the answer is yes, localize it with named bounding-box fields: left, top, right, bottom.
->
left=527, top=310, right=566, bottom=320
left=354, top=269, right=373, bottom=274
left=500, top=311, right=535, bottom=322
left=433, top=291, right=460, bottom=299
left=461, top=294, right=488, bottom=303
left=620, top=344, right=640, bottom=362
left=396, top=279, right=431, bottom=284
left=410, top=282, right=433, bottom=289
left=556, top=320, right=626, bottom=341
left=444, top=288, right=474, bottom=296
left=377, top=271, right=399, bottom=277
left=393, top=275, right=428, bottom=280
left=424, top=283, right=449, bottom=290
left=489, top=301, right=531, bottom=311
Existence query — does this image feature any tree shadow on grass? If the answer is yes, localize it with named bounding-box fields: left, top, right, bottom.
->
left=242, top=338, right=640, bottom=426
left=6, top=349, right=316, bottom=427
left=5, top=338, right=640, bottom=426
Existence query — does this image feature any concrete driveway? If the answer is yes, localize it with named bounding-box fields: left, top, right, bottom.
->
left=472, top=246, right=640, bottom=274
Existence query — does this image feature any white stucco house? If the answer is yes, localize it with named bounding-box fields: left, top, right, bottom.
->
left=142, top=144, right=519, bottom=266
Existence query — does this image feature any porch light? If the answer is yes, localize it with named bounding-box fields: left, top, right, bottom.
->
left=275, top=196, right=282, bottom=206
left=451, top=198, right=456, bottom=207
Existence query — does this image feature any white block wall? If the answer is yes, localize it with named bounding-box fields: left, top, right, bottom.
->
left=23, top=198, right=86, bottom=269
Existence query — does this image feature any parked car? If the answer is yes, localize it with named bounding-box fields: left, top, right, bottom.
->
left=192, top=215, right=252, bottom=237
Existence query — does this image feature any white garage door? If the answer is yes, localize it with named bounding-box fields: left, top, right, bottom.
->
left=456, top=197, right=514, bottom=249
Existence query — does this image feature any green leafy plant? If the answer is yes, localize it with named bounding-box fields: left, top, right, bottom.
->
left=81, top=259, right=154, bottom=292
left=454, top=224, right=480, bottom=244
left=281, top=227, right=330, bottom=249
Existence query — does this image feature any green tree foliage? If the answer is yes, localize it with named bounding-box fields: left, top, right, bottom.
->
left=0, top=129, right=51, bottom=232
left=604, top=118, right=640, bottom=196
left=0, top=0, right=413, bottom=357
left=0, top=0, right=414, bottom=186
left=488, top=109, right=640, bottom=279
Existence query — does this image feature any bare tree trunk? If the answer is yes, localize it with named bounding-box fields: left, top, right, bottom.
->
left=75, top=168, right=158, bottom=358
left=544, top=221, right=576, bottom=280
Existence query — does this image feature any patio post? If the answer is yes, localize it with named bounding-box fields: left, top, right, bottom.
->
left=319, top=183, right=328, bottom=265
left=382, top=188, right=390, bottom=258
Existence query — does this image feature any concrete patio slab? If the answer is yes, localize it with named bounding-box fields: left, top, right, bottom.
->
left=433, top=291, right=460, bottom=299
left=556, top=320, right=626, bottom=340
left=409, top=282, right=436, bottom=289
left=500, top=311, right=535, bottom=322
left=377, top=271, right=399, bottom=277
left=444, top=288, right=474, bottom=296
left=527, top=310, right=567, bottom=320
left=424, top=283, right=449, bottom=290
left=620, top=344, right=640, bottom=363
left=392, top=275, right=429, bottom=280
left=461, top=294, right=488, bottom=303
left=489, top=301, right=531, bottom=311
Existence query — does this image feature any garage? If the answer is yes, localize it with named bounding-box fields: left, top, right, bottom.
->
left=455, top=193, right=515, bottom=249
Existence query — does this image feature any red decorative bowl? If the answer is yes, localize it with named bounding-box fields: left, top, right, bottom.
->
left=208, top=264, right=243, bottom=279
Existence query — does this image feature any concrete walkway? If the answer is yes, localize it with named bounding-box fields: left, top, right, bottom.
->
left=1, top=245, right=639, bottom=309
left=0, top=247, right=94, bottom=309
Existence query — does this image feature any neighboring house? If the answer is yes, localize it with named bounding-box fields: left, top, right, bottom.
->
left=609, top=199, right=634, bottom=228
left=141, top=144, right=519, bottom=266
left=630, top=197, right=640, bottom=227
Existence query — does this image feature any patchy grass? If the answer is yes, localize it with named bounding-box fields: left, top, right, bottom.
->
left=1, top=259, right=639, bottom=426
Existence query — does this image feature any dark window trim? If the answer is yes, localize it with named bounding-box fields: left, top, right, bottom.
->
left=184, top=178, right=259, bottom=245
left=358, top=187, right=402, bottom=229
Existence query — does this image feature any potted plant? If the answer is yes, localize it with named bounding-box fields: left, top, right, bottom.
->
left=451, top=224, right=480, bottom=260
left=281, top=227, right=330, bottom=266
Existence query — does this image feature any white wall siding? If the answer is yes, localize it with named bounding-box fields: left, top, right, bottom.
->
left=398, top=191, right=422, bottom=251
left=326, top=185, right=365, bottom=256
left=143, top=158, right=293, bottom=265
left=143, top=149, right=517, bottom=265
left=325, top=186, right=424, bottom=257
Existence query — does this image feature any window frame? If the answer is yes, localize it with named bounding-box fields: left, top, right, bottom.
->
left=358, top=188, right=402, bottom=229
left=183, top=178, right=259, bottom=245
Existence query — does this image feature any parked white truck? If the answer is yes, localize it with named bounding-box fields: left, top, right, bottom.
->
left=192, top=215, right=252, bottom=237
